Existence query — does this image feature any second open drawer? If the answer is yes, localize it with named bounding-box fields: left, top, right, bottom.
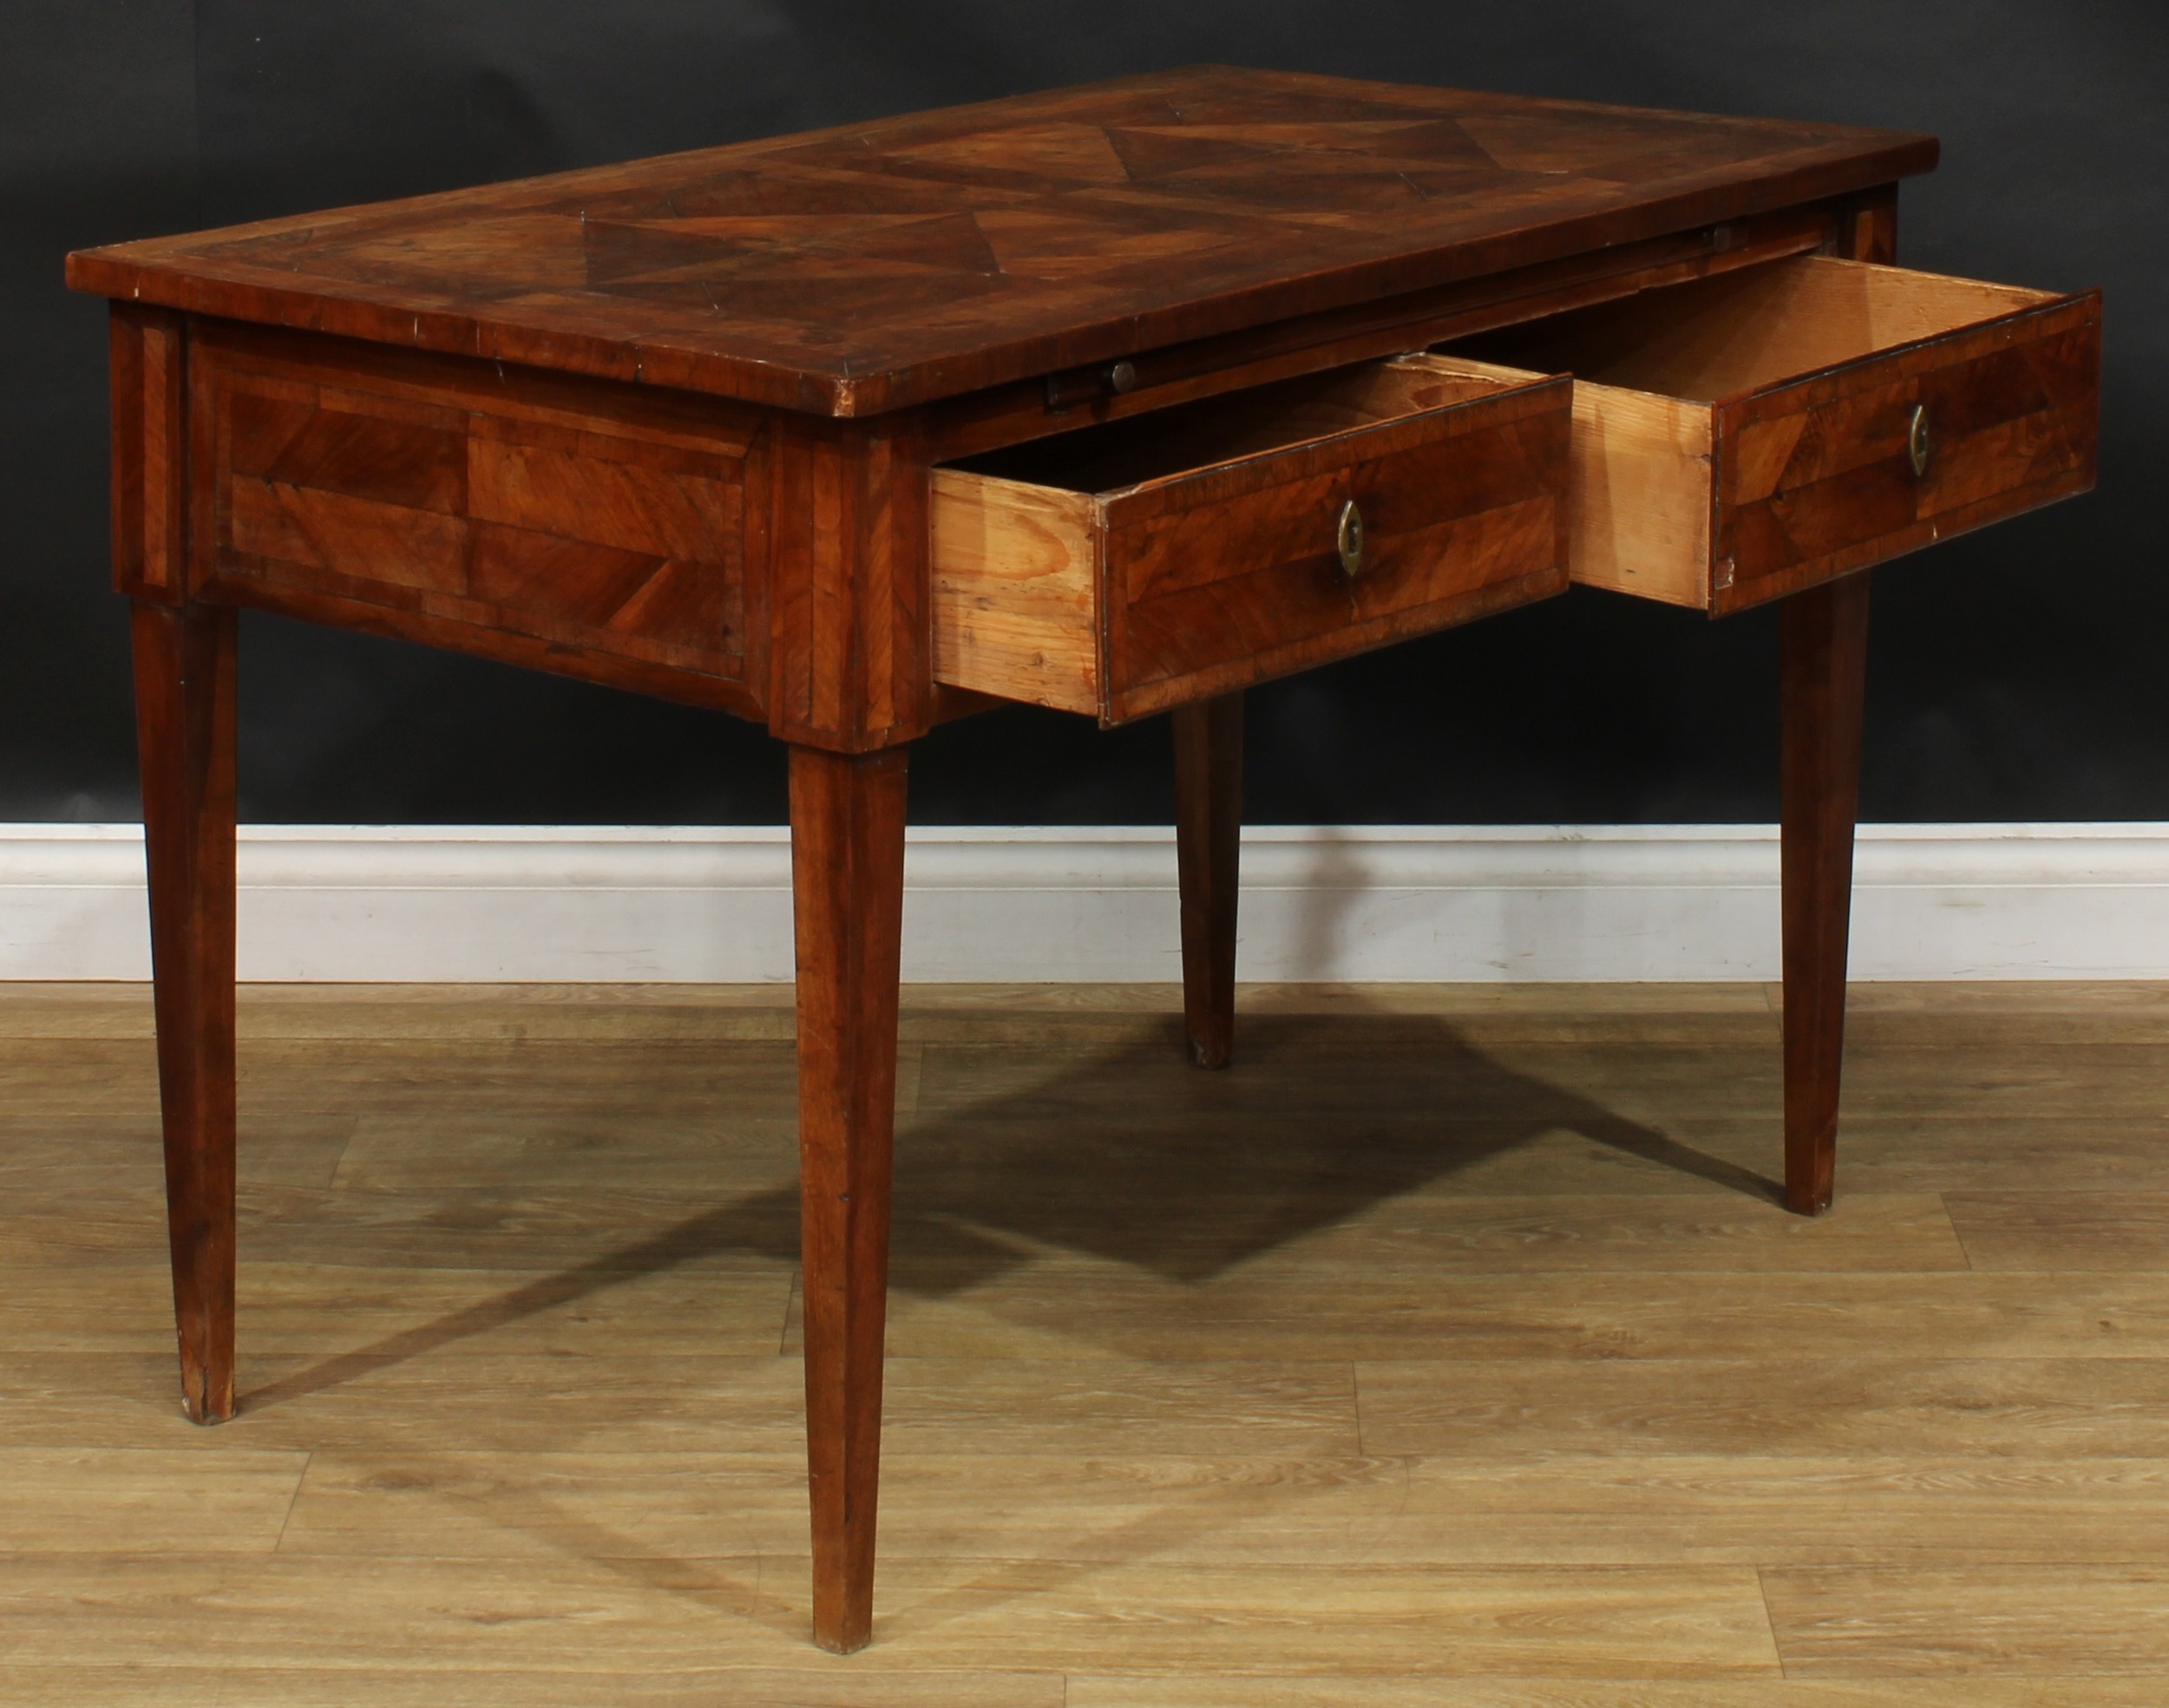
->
left=1448, top=255, right=2101, bottom=614
left=932, top=355, right=1570, bottom=722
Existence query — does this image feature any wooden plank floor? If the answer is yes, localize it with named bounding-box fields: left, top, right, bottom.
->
left=4, top=978, right=2168, bottom=1705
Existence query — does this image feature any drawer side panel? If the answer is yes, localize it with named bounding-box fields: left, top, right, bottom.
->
left=1563, top=382, right=1715, bottom=609
left=931, top=472, right=1101, bottom=715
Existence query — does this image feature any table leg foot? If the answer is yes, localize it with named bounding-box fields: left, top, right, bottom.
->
left=132, top=600, right=239, bottom=1423
left=1173, top=691, right=1243, bottom=1070
left=1779, top=572, right=1871, bottom=1218
left=790, top=742, right=908, bottom=1653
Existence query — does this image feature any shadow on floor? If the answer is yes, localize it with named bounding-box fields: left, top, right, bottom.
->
left=243, top=1013, right=1777, bottom=1414
left=243, top=821, right=1779, bottom=1410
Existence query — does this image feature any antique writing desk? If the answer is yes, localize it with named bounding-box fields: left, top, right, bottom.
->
left=68, top=68, right=2100, bottom=1651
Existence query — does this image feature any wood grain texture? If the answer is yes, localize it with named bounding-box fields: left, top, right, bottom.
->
left=1713, top=286, right=2100, bottom=612
left=188, top=322, right=767, bottom=712
left=0, top=1554, right=1777, bottom=1677
left=789, top=746, right=910, bottom=1651
left=769, top=419, right=932, bottom=749
left=64, top=67, right=2113, bottom=1679
left=1556, top=381, right=1715, bottom=607
left=929, top=473, right=1101, bottom=713
left=6, top=979, right=2169, bottom=1692
left=1472, top=255, right=2051, bottom=405
left=930, top=199, right=1846, bottom=462
left=130, top=600, right=239, bottom=1423
left=1763, top=1566, right=2169, bottom=1677
left=65, top=69, right=1938, bottom=416
left=1074, top=1684, right=2169, bottom=1707
left=1781, top=572, right=1872, bottom=1215
left=264, top=1447, right=2169, bottom=1568
left=1943, top=1192, right=2169, bottom=1272
left=937, top=356, right=1570, bottom=720
left=108, top=304, right=189, bottom=601
left=1768, top=183, right=1894, bottom=1232
left=0, top=1667, right=1061, bottom=1708
left=1842, top=183, right=1900, bottom=267
left=0, top=1448, right=308, bottom=1553
left=1173, top=692, right=1244, bottom=1069
left=1451, top=256, right=2100, bottom=612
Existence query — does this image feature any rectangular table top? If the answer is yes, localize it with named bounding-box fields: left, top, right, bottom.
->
left=67, top=66, right=1936, bottom=418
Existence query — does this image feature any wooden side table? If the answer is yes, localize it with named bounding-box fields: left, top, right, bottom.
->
left=67, top=67, right=2099, bottom=1652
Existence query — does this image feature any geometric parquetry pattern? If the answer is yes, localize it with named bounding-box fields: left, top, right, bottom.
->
left=72, top=67, right=1934, bottom=412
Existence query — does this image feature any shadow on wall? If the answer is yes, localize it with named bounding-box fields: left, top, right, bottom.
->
left=1281, top=822, right=1370, bottom=984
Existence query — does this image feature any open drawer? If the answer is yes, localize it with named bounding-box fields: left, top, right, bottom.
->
left=1446, top=256, right=2101, bottom=614
left=931, top=355, right=1570, bottom=723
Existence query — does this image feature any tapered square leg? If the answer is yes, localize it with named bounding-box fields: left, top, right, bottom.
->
left=131, top=599, right=239, bottom=1423
left=789, top=742, right=909, bottom=1653
left=1173, top=691, right=1243, bottom=1070
left=1779, top=571, right=1871, bottom=1216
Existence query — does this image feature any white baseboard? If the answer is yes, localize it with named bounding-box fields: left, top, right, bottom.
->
left=3, top=822, right=2167, bottom=983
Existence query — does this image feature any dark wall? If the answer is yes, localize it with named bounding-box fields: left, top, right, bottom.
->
left=8, top=1, right=2162, bottom=826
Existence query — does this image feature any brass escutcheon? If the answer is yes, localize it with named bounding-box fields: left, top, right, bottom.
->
left=1335, top=498, right=1366, bottom=578
left=1907, top=402, right=1930, bottom=479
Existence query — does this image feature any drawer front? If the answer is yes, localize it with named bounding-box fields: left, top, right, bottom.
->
left=1714, top=293, right=2100, bottom=612
left=1103, top=375, right=1570, bottom=719
left=1446, top=257, right=2104, bottom=614
left=190, top=324, right=768, bottom=690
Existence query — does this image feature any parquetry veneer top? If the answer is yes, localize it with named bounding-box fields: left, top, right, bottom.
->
left=66, top=66, right=1936, bottom=416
